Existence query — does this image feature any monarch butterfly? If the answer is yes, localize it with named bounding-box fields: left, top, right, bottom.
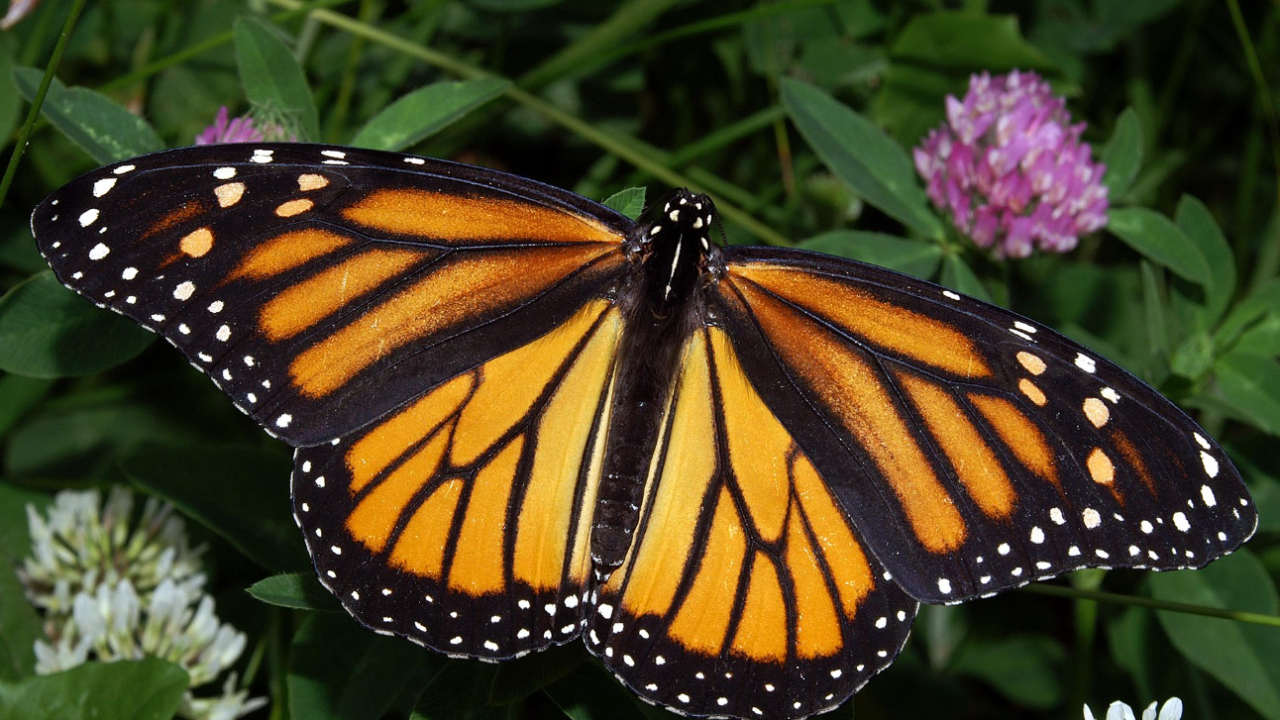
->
left=32, top=143, right=1257, bottom=720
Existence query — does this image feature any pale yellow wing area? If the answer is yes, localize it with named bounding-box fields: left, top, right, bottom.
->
left=584, top=326, right=918, bottom=720
left=294, top=299, right=621, bottom=659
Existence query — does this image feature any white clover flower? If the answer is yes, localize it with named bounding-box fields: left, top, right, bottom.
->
left=21, top=487, right=203, bottom=616
left=1085, top=698, right=1183, bottom=720
left=20, top=488, right=263, bottom=720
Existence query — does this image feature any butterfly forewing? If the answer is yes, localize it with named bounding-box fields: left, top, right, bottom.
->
left=294, top=299, right=622, bottom=658
left=713, top=248, right=1258, bottom=604
left=31, top=144, right=629, bottom=446
left=586, top=327, right=917, bottom=719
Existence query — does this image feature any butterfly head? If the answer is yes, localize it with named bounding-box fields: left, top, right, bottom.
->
left=631, top=189, right=720, bottom=308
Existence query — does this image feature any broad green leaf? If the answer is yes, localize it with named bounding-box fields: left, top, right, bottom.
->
left=1214, top=352, right=1280, bottom=435
left=0, top=564, right=39, bottom=682
left=1215, top=279, right=1280, bottom=353
left=1106, top=607, right=1155, bottom=698
left=951, top=635, right=1065, bottom=709
left=5, top=400, right=192, bottom=477
left=12, top=68, right=162, bottom=164
left=1228, top=437, right=1280, bottom=534
left=1101, top=107, right=1143, bottom=199
left=352, top=79, right=508, bottom=152
left=602, top=187, right=646, bottom=220
left=781, top=78, right=943, bottom=239
left=247, top=573, right=341, bottom=612
left=0, top=658, right=188, bottom=720
left=875, top=12, right=1060, bottom=146
left=1153, top=550, right=1280, bottom=720
left=234, top=16, right=318, bottom=141
left=0, top=375, right=53, bottom=437
left=544, top=662, right=652, bottom=720
left=121, top=444, right=309, bottom=572
left=940, top=254, right=990, bottom=302
left=410, top=660, right=502, bottom=720
left=1175, top=195, right=1236, bottom=326
left=1234, top=313, right=1280, bottom=357
left=799, top=231, right=943, bottom=279
left=292, top=613, right=436, bottom=720
left=1107, top=208, right=1211, bottom=286
left=489, top=644, right=584, bottom=704
left=0, top=48, right=19, bottom=145
left=0, top=272, right=154, bottom=378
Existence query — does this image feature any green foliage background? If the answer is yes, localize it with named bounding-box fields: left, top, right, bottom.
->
left=0, top=1, right=1278, bottom=719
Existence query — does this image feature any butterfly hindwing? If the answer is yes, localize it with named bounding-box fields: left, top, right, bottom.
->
left=31, top=144, right=629, bottom=446
left=712, top=248, right=1259, bottom=604
left=585, top=326, right=918, bottom=720
left=294, top=299, right=623, bottom=658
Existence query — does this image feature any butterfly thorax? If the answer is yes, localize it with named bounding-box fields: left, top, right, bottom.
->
left=591, top=190, right=715, bottom=571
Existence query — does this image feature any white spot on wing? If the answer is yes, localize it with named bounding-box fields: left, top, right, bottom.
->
left=1200, top=451, right=1220, bottom=478
left=93, top=178, right=117, bottom=197
left=1082, top=508, right=1101, bottom=529
left=88, top=243, right=109, bottom=260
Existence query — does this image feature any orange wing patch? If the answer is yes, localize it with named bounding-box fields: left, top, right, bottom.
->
left=343, top=188, right=623, bottom=245
left=731, top=264, right=991, bottom=379
left=289, top=244, right=620, bottom=398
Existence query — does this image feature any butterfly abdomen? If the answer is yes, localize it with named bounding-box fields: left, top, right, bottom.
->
left=591, top=190, right=715, bottom=569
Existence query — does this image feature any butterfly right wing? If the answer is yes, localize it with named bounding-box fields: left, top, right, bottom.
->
left=294, top=299, right=623, bottom=659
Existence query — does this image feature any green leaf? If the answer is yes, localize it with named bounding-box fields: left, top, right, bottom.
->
left=291, top=613, right=437, bottom=720
left=351, top=78, right=508, bottom=152
left=875, top=12, right=1060, bottom=146
left=602, top=187, right=646, bottom=220
left=489, top=644, right=584, bottom=704
left=1106, top=208, right=1211, bottom=286
left=544, top=662, right=652, bottom=720
left=1228, top=437, right=1280, bottom=534
left=410, top=660, right=502, bottom=720
left=1101, top=107, right=1143, bottom=199
left=0, top=48, right=20, bottom=145
left=121, top=444, right=309, bottom=572
left=0, top=272, right=154, bottom=378
left=1175, top=195, right=1236, bottom=326
left=1214, top=279, right=1280, bottom=352
left=781, top=78, right=943, bottom=239
left=951, top=635, right=1065, bottom=710
left=799, top=231, right=943, bottom=279
left=1214, top=352, right=1280, bottom=434
left=1152, top=550, right=1280, bottom=720
left=247, top=573, right=341, bottom=612
left=0, top=564, right=39, bottom=682
left=5, top=400, right=192, bottom=477
left=0, top=658, right=188, bottom=720
left=234, top=16, right=319, bottom=142
left=940, top=254, right=991, bottom=302
left=12, top=68, right=163, bottom=164
left=0, top=375, right=54, bottom=438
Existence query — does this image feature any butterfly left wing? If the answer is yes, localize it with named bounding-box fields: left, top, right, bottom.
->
left=586, top=326, right=918, bottom=720
left=31, top=144, right=629, bottom=446
left=294, top=298, right=623, bottom=658
left=711, top=247, right=1259, bottom=605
